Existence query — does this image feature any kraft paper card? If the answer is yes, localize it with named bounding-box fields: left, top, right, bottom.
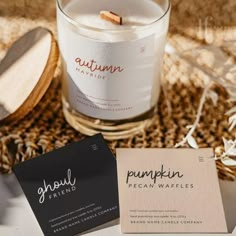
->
left=116, top=148, right=227, bottom=234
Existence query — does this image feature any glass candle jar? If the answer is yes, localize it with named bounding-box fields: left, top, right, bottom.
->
left=57, top=0, right=170, bottom=140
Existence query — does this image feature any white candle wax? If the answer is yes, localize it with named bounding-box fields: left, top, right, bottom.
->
left=61, top=0, right=168, bottom=41
left=64, top=0, right=163, bottom=29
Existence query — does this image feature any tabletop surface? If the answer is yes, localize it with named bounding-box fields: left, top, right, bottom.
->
left=0, top=174, right=235, bottom=236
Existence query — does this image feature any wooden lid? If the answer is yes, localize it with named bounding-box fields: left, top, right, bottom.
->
left=0, top=27, right=59, bottom=124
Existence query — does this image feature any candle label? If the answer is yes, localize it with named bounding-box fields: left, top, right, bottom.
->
left=61, top=27, right=158, bottom=120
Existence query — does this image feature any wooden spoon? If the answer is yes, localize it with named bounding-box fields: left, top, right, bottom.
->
left=0, top=27, right=59, bottom=124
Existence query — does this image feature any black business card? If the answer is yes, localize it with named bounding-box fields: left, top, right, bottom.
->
left=13, top=134, right=119, bottom=236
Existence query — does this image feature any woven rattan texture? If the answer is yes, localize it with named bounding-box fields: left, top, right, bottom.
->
left=0, top=0, right=236, bottom=180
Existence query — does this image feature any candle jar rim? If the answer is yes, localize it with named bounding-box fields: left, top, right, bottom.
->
left=56, top=0, right=171, bottom=33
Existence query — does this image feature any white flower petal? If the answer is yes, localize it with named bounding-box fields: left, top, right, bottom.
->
left=229, top=119, right=236, bottom=132
left=222, top=138, right=236, bottom=156
left=226, top=106, right=236, bottom=115
left=229, top=114, right=236, bottom=124
left=223, top=137, right=232, bottom=152
left=187, top=136, right=199, bottom=149
left=222, top=157, right=236, bottom=167
left=207, top=90, right=218, bottom=106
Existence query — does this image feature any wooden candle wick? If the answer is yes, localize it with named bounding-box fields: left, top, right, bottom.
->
left=100, top=11, right=123, bottom=25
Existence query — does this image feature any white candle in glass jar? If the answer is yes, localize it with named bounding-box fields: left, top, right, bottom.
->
left=57, top=0, right=170, bottom=138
